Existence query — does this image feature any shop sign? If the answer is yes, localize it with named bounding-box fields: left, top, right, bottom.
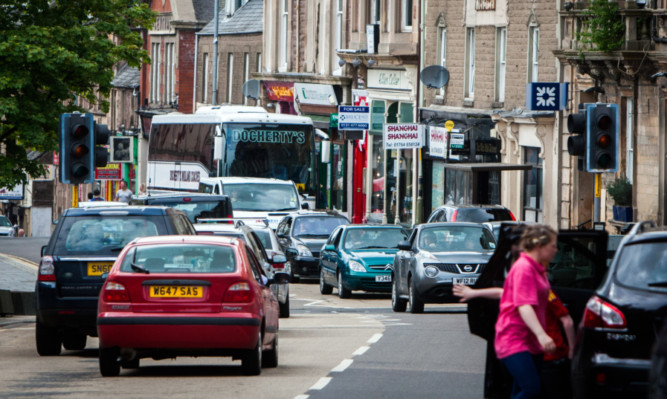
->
left=475, top=138, right=501, bottom=156
left=352, top=89, right=369, bottom=106
left=264, top=81, right=294, bottom=102
left=95, top=163, right=122, bottom=180
left=0, top=184, right=23, bottom=200
left=330, top=113, right=338, bottom=128
left=295, top=83, right=337, bottom=106
left=449, top=132, right=465, bottom=149
left=383, top=123, right=424, bottom=149
left=429, top=126, right=448, bottom=158
left=367, top=69, right=411, bottom=91
left=526, top=82, right=568, bottom=111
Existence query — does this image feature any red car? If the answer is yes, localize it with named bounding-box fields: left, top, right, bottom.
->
left=96, top=235, right=288, bottom=376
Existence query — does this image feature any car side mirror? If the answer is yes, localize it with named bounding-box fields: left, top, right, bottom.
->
left=324, top=244, right=335, bottom=251
left=268, top=271, right=290, bottom=286
left=272, top=254, right=287, bottom=264
left=397, top=241, right=412, bottom=251
left=41, top=245, right=47, bottom=257
left=276, top=233, right=287, bottom=239
left=286, top=248, right=298, bottom=256
left=301, top=202, right=309, bottom=210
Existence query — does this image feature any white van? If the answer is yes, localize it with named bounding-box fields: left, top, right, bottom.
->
left=198, top=177, right=308, bottom=229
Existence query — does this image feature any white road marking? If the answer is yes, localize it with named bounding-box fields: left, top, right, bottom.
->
left=367, top=333, right=383, bottom=344
left=353, top=346, right=370, bottom=356
left=331, top=359, right=353, bottom=372
left=310, top=377, right=332, bottom=390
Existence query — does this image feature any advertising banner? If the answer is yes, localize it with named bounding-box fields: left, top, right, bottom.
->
left=429, top=126, right=448, bottom=158
left=383, top=123, right=424, bottom=149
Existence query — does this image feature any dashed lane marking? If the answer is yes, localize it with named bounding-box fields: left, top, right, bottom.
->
left=310, top=377, right=332, bottom=390
left=367, top=333, right=382, bottom=344
left=353, top=346, right=369, bottom=356
left=331, top=359, right=353, bottom=372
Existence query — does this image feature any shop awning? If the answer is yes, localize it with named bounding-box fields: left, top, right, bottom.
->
left=441, top=162, right=532, bottom=171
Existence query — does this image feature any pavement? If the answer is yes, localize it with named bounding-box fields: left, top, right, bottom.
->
left=0, top=253, right=37, bottom=327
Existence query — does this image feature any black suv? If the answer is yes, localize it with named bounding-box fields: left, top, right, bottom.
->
left=572, top=221, right=667, bottom=398
left=275, top=211, right=349, bottom=281
left=131, top=192, right=233, bottom=224
left=35, top=205, right=195, bottom=356
left=426, top=204, right=516, bottom=223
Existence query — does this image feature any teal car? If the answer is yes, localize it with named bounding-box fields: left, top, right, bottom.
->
left=319, top=225, right=410, bottom=298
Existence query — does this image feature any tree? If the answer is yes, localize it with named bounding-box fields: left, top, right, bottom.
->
left=0, top=0, right=155, bottom=188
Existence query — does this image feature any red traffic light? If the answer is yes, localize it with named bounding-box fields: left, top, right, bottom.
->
left=597, top=133, right=612, bottom=149
left=72, top=124, right=89, bottom=140
left=597, top=115, right=612, bottom=130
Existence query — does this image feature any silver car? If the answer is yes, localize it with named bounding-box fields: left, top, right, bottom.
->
left=391, top=222, right=496, bottom=313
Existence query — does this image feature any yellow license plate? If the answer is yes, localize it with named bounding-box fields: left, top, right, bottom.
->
left=150, top=286, right=203, bottom=298
left=88, top=262, right=114, bottom=276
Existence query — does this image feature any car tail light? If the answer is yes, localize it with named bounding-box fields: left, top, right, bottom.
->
left=197, top=231, right=215, bottom=235
left=38, top=256, right=56, bottom=282
left=508, top=210, right=516, bottom=221
left=273, top=263, right=285, bottom=269
left=226, top=214, right=234, bottom=224
left=102, top=281, right=130, bottom=302
left=582, top=296, right=626, bottom=330
left=451, top=210, right=458, bottom=221
left=224, top=282, right=253, bottom=303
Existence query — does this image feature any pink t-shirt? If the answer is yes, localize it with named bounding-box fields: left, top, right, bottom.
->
left=494, top=253, right=551, bottom=359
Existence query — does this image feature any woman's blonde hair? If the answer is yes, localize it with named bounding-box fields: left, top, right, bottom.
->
left=520, top=224, right=557, bottom=251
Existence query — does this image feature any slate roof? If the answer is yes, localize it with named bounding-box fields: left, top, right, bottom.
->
left=193, top=0, right=217, bottom=22
left=198, top=0, right=263, bottom=36
left=111, top=63, right=139, bottom=89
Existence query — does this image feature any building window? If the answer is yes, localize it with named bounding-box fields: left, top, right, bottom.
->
left=625, top=97, right=634, bottom=183
left=165, top=43, right=175, bottom=105
left=401, top=0, right=413, bottom=32
left=257, top=53, right=262, bottom=73
left=202, top=53, right=209, bottom=103
left=227, top=53, right=234, bottom=103
left=280, top=0, right=289, bottom=70
left=495, top=27, right=506, bottom=103
left=369, top=0, right=380, bottom=24
left=523, top=146, right=543, bottom=223
left=528, top=27, right=539, bottom=83
left=464, top=28, right=475, bottom=99
left=150, top=42, right=161, bottom=103
left=334, top=0, right=343, bottom=76
left=437, top=28, right=446, bottom=97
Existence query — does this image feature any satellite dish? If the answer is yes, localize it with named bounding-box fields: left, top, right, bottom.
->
left=420, top=65, right=449, bottom=89
left=242, top=79, right=260, bottom=100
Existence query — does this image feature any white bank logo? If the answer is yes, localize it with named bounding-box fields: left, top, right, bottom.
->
left=536, top=86, right=556, bottom=107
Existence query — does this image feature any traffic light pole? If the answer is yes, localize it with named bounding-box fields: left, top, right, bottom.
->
left=72, top=185, right=79, bottom=208
left=594, top=173, right=601, bottom=222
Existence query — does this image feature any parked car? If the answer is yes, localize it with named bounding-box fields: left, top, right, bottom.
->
left=198, top=177, right=308, bottom=229
left=392, top=222, right=497, bottom=313
left=35, top=205, right=196, bottom=356
left=319, top=225, right=410, bottom=298
left=0, top=215, right=15, bottom=236
left=426, top=204, right=516, bottom=223
left=131, top=192, right=233, bottom=224
left=195, top=220, right=291, bottom=317
left=97, top=235, right=288, bottom=376
left=275, top=210, right=350, bottom=281
left=572, top=221, right=667, bottom=398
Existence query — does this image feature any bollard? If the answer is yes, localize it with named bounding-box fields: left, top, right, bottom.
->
left=0, top=289, right=14, bottom=316
left=11, top=291, right=36, bottom=316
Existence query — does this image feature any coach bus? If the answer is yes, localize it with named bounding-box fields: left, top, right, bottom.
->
left=146, top=105, right=316, bottom=197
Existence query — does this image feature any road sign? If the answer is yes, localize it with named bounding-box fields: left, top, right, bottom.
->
left=338, top=106, right=370, bottom=130
left=445, top=120, right=455, bottom=132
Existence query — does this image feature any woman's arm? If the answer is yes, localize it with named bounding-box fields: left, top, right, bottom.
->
left=560, top=314, right=576, bottom=359
left=517, top=304, right=556, bottom=353
left=452, top=285, right=503, bottom=302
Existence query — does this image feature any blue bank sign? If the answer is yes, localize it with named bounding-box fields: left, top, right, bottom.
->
left=526, top=82, right=568, bottom=111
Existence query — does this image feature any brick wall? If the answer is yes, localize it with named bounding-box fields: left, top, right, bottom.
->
left=178, top=31, right=196, bottom=113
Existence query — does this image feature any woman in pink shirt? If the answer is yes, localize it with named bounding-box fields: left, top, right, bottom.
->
left=494, top=224, right=559, bottom=399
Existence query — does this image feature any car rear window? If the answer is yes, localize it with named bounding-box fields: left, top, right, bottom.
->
left=419, top=226, right=496, bottom=251
left=254, top=229, right=273, bottom=250
left=119, top=244, right=237, bottom=273
left=293, top=216, right=348, bottom=237
left=150, top=200, right=230, bottom=223
left=456, top=208, right=512, bottom=223
left=53, top=215, right=167, bottom=256
left=614, top=241, right=667, bottom=291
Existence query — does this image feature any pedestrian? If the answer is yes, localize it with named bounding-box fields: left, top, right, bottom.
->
left=92, top=188, right=103, bottom=201
left=114, top=180, right=133, bottom=203
left=87, top=192, right=94, bottom=201
left=495, top=224, right=558, bottom=398
left=138, top=183, right=147, bottom=196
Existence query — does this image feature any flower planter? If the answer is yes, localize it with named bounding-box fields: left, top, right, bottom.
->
left=612, top=205, right=633, bottom=222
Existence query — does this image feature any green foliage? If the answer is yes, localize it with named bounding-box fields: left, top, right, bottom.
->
left=607, top=177, right=632, bottom=207
left=577, top=0, right=625, bottom=52
left=0, top=0, right=155, bottom=188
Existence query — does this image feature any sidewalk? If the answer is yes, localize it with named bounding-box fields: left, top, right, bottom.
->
left=0, top=253, right=37, bottom=321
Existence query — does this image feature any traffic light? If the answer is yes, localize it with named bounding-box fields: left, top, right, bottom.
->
left=585, top=103, right=619, bottom=173
left=567, top=106, right=588, bottom=170
left=59, top=113, right=110, bottom=184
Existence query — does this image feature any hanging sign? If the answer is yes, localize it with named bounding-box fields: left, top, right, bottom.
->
left=383, top=123, right=425, bottom=149
left=429, top=126, right=448, bottom=158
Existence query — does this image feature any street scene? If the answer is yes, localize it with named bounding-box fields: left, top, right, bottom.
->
left=0, top=1, right=666, bottom=399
